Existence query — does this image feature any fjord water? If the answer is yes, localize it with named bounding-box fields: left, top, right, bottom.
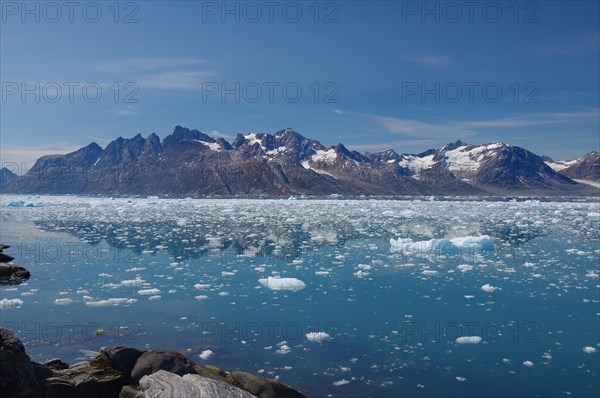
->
left=1, top=196, right=598, bottom=398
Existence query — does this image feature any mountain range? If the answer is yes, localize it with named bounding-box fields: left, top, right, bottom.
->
left=1, top=126, right=598, bottom=196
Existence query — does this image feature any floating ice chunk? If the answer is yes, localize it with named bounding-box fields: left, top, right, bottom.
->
left=422, top=270, right=439, bottom=276
left=6, top=200, right=43, bottom=207
left=54, top=298, right=73, bottom=305
left=258, top=277, right=306, bottom=292
left=199, top=349, right=214, bottom=360
left=390, top=235, right=494, bottom=254
left=138, top=288, right=161, bottom=295
left=522, top=360, right=534, bottom=367
left=333, top=379, right=350, bottom=386
left=84, top=298, right=137, bottom=307
left=464, top=295, right=475, bottom=299
left=0, top=298, right=23, bottom=309
left=195, top=295, right=209, bottom=300
left=458, top=264, right=474, bottom=273
left=456, top=336, right=482, bottom=344
left=455, top=377, right=467, bottom=382
left=354, top=270, right=370, bottom=278
left=275, top=344, right=291, bottom=354
left=194, top=284, right=211, bottom=289
left=221, top=271, right=235, bottom=276
left=306, top=332, right=331, bottom=343
left=148, top=295, right=161, bottom=301
left=315, top=271, right=330, bottom=276
left=583, top=346, right=597, bottom=354
left=481, top=284, right=500, bottom=292
left=120, top=277, right=145, bottom=287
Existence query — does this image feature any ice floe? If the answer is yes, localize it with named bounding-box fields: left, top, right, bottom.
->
left=258, top=277, right=306, bottom=291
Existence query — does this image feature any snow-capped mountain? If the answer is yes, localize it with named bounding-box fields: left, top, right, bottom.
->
left=2, top=126, right=597, bottom=196
left=544, top=151, right=599, bottom=183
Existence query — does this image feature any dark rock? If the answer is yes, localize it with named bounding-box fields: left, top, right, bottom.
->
left=0, top=263, right=31, bottom=285
left=101, top=346, right=143, bottom=376
left=191, top=364, right=230, bottom=383
left=119, top=385, right=142, bottom=398
left=43, top=358, right=70, bottom=370
left=31, top=361, right=53, bottom=380
left=131, top=350, right=197, bottom=383
left=52, top=357, right=127, bottom=398
left=0, top=252, right=15, bottom=263
left=45, top=377, right=77, bottom=398
left=229, top=371, right=307, bottom=398
left=0, top=328, right=38, bottom=398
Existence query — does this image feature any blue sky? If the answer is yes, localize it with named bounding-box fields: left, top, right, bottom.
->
left=1, top=0, right=599, bottom=168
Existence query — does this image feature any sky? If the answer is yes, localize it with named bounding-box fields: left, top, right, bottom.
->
left=1, top=0, right=599, bottom=170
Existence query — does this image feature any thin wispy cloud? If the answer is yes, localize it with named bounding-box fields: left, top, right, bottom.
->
left=136, top=71, right=216, bottom=90
left=368, top=114, right=477, bottom=139
left=112, top=105, right=141, bottom=117
left=94, top=57, right=209, bottom=74
left=459, top=110, right=600, bottom=128
left=534, top=32, right=599, bottom=56
left=400, top=53, right=452, bottom=68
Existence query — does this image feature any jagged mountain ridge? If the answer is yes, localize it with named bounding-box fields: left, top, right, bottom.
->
left=2, top=126, right=597, bottom=196
left=544, top=152, right=600, bottom=182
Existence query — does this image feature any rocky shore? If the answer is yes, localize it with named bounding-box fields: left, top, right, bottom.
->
left=0, top=328, right=306, bottom=398
left=0, top=244, right=31, bottom=285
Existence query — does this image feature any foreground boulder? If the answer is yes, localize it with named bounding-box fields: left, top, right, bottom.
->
left=0, top=328, right=39, bottom=397
left=0, top=263, right=31, bottom=284
left=49, top=357, right=127, bottom=398
left=137, top=370, right=256, bottom=398
left=131, top=350, right=197, bottom=383
left=0, top=329, right=306, bottom=398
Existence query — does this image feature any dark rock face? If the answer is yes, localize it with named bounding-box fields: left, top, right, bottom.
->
left=0, top=328, right=38, bottom=398
left=131, top=350, right=197, bottom=383
left=50, top=358, right=127, bottom=398
left=0, top=167, right=19, bottom=190
left=0, top=328, right=306, bottom=398
left=230, top=371, right=307, bottom=398
left=4, top=125, right=594, bottom=196
left=101, top=346, right=144, bottom=377
left=0, top=264, right=31, bottom=285
left=557, top=151, right=600, bottom=181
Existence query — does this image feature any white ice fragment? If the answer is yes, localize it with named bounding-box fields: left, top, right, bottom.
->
left=306, top=332, right=331, bottom=343
left=583, top=346, right=597, bottom=354
left=199, top=349, right=214, bottom=360
left=258, top=277, right=306, bottom=292
left=522, top=360, right=534, bottom=367
left=481, top=284, right=500, bottom=292
left=84, top=298, right=137, bottom=307
left=456, top=336, right=482, bottom=344
left=390, top=235, right=494, bottom=253
left=333, top=379, right=350, bottom=386
left=53, top=298, right=73, bottom=305
left=194, top=284, right=211, bottom=289
left=138, top=288, right=161, bottom=295
left=0, top=298, right=23, bottom=309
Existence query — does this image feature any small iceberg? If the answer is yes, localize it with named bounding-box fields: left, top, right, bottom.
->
left=6, top=200, right=43, bottom=208
left=390, top=235, right=494, bottom=254
left=456, top=336, right=482, bottom=344
left=258, top=277, right=306, bottom=292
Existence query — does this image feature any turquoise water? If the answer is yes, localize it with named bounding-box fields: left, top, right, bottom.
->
left=1, top=196, right=598, bottom=397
